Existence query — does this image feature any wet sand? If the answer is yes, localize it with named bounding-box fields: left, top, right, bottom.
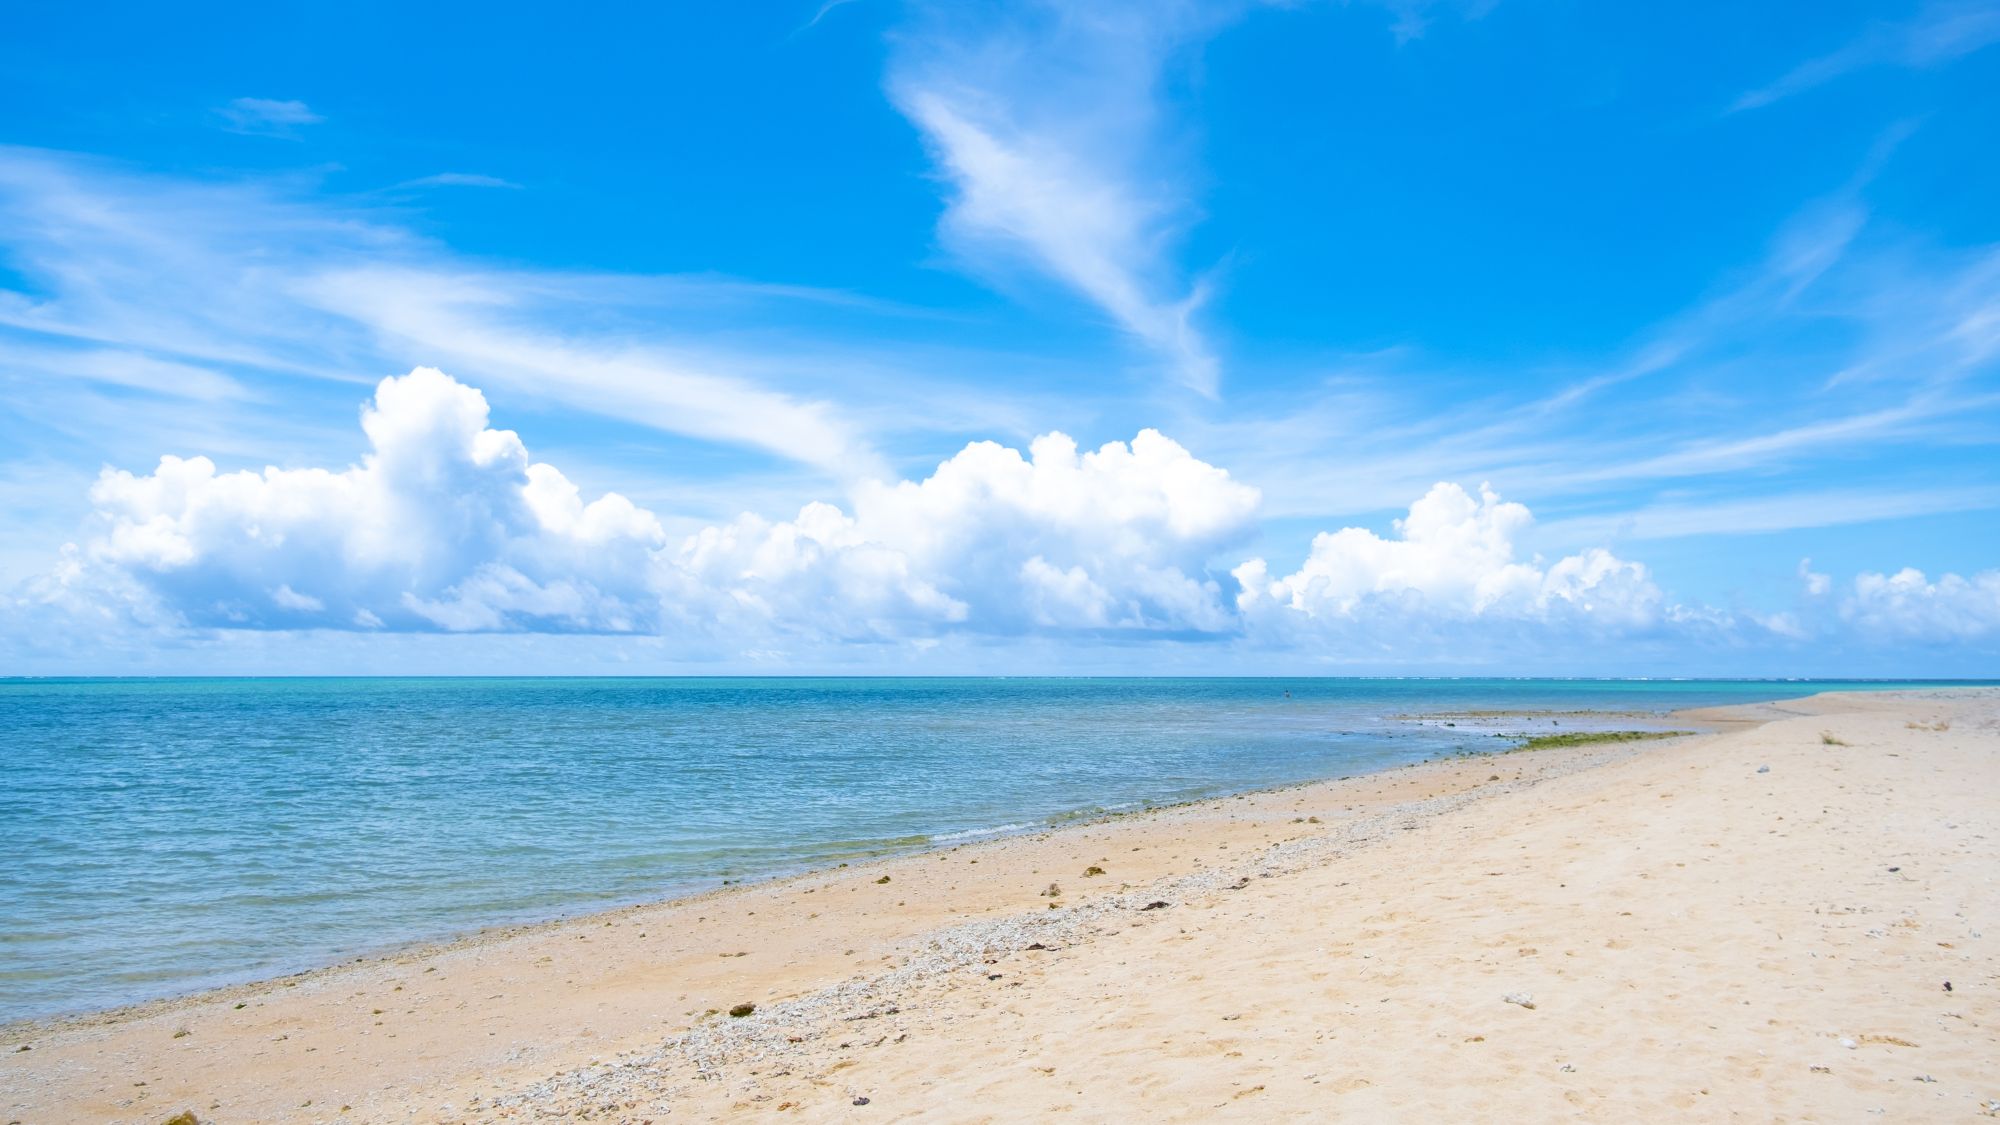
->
left=3, top=688, right=1994, bottom=1122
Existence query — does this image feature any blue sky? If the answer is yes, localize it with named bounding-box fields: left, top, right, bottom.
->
left=1, top=0, right=1996, bottom=675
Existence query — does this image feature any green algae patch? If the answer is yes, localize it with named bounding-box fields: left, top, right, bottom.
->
left=1513, top=729, right=1693, bottom=752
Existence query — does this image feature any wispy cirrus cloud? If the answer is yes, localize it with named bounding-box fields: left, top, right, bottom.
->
left=216, top=97, right=325, bottom=137
left=799, top=0, right=863, bottom=33
left=1539, top=485, right=2000, bottom=544
left=1732, top=1, right=2000, bottom=112
left=1177, top=170, right=2000, bottom=535
left=393, top=172, right=523, bottom=191
left=887, top=2, right=1240, bottom=396
left=299, top=266, right=886, bottom=478
left=0, top=339, right=252, bottom=403
left=0, top=146, right=941, bottom=482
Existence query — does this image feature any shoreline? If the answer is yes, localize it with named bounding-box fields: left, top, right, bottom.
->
left=5, top=687, right=1991, bottom=1121
left=0, top=703, right=1716, bottom=1035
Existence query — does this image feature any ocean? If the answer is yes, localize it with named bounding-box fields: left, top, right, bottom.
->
left=0, top=677, right=1952, bottom=1022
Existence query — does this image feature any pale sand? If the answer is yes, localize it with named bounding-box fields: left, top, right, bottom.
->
left=4, top=689, right=1995, bottom=1122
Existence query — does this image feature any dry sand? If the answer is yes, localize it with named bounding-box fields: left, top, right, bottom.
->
left=3, top=688, right=1995, bottom=1122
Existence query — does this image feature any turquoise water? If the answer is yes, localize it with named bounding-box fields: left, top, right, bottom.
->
left=0, top=677, right=1959, bottom=1021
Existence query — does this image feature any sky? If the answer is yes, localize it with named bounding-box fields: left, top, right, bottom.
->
left=0, top=0, right=1996, bottom=676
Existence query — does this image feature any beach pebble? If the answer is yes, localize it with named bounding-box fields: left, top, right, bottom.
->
left=1502, top=992, right=1536, bottom=1010
left=1756, top=765, right=1770, bottom=774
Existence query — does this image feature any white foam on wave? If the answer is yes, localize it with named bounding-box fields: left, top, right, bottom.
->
left=931, top=822, right=1033, bottom=844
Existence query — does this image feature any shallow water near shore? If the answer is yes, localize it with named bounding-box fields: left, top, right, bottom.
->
left=0, top=676, right=1959, bottom=1021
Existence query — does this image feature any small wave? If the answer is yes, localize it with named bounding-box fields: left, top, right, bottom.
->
left=931, top=822, right=1032, bottom=844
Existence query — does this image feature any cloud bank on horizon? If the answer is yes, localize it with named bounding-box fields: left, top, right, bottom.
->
left=0, top=0, right=1996, bottom=674
left=13, top=367, right=1993, bottom=671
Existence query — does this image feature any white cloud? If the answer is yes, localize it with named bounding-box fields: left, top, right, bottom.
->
left=271, top=584, right=323, bottom=612
left=300, top=267, right=885, bottom=480
left=1235, top=483, right=1662, bottom=630
left=800, top=0, right=860, bottom=32
left=53, top=368, right=1259, bottom=640
left=394, top=173, right=522, bottom=190
left=882, top=0, right=1492, bottom=395
left=1800, top=557, right=1833, bottom=597
left=0, top=147, right=894, bottom=480
left=75, top=367, right=667, bottom=633
left=218, top=98, right=325, bottom=137
left=1843, top=566, right=2000, bottom=640
left=1539, top=487, right=2000, bottom=544
left=888, top=3, right=1230, bottom=393
left=1183, top=185, right=2000, bottom=525
left=28, top=368, right=1992, bottom=664
left=1733, top=2, right=2000, bottom=111
left=0, top=339, right=252, bottom=402
left=668, top=428, right=1261, bottom=637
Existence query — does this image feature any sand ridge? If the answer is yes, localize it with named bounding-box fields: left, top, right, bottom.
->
left=4, top=689, right=1995, bottom=1122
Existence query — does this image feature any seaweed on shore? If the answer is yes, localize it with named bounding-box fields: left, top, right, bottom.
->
left=1512, top=729, right=1692, bottom=752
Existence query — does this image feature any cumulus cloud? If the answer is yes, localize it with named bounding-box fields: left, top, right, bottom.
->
left=1842, top=566, right=2000, bottom=641
left=49, top=370, right=1981, bottom=665
left=1235, top=483, right=1663, bottom=630
left=76, top=367, right=666, bottom=633
left=856, top=429, right=1257, bottom=631
left=664, top=428, right=1261, bottom=639
left=53, top=367, right=1260, bottom=640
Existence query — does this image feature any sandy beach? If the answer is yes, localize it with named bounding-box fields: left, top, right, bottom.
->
left=4, top=688, right=1995, bottom=1122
